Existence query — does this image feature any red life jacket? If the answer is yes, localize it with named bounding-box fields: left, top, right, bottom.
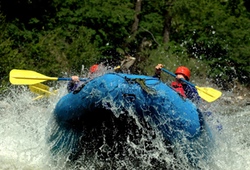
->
left=171, top=81, right=186, bottom=98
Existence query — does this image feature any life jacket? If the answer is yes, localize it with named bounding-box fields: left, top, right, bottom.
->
left=171, top=81, right=186, bottom=98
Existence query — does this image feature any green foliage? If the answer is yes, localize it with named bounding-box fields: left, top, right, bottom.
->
left=0, top=0, right=249, bottom=92
left=52, top=0, right=134, bottom=52
left=0, top=19, right=26, bottom=86
left=137, top=42, right=208, bottom=84
left=171, top=0, right=250, bottom=88
left=18, top=26, right=101, bottom=76
left=0, top=17, right=101, bottom=90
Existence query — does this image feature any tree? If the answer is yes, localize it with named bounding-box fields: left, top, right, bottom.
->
left=131, top=0, right=142, bottom=35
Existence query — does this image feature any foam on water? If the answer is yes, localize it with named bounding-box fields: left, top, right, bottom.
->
left=0, top=85, right=66, bottom=170
left=0, top=82, right=249, bottom=170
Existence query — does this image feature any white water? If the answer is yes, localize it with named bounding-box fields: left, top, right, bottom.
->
left=0, top=84, right=249, bottom=170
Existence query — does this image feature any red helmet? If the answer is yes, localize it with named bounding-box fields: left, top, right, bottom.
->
left=175, top=66, right=191, bottom=80
left=90, top=64, right=99, bottom=73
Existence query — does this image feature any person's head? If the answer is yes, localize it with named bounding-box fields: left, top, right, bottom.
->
left=175, top=66, right=191, bottom=81
left=89, top=64, right=99, bottom=74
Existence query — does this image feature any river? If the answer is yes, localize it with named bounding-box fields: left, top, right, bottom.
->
left=0, top=83, right=249, bottom=170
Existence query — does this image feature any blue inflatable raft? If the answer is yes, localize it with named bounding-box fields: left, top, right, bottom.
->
left=48, top=73, right=212, bottom=164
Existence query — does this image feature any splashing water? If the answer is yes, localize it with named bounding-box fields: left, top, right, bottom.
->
left=0, top=80, right=249, bottom=169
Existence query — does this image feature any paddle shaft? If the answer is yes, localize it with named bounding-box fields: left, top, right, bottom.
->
left=17, top=77, right=87, bottom=81
left=58, top=78, right=87, bottom=81
left=161, top=68, right=195, bottom=87
left=161, top=68, right=222, bottom=102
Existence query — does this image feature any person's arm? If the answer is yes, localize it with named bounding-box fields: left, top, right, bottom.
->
left=183, top=84, right=201, bottom=102
left=67, top=81, right=75, bottom=93
left=67, top=76, right=80, bottom=93
left=153, top=64, right=163, bottom=79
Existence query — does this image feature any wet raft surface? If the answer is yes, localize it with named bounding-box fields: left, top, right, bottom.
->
left=48, top=73, right=212, bottom=168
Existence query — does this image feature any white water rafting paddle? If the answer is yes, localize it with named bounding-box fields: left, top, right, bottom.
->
left=161, top=68, right=222, bottom=102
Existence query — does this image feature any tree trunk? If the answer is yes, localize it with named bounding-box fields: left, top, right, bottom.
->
left=131, top=0, right=142, bottom=34
left=163, top=9, right=172, bottom=43
left=163, top=0, right=174, bottom=43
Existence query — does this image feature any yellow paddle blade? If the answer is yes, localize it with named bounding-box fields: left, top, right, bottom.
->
left=32, top=95, right=45, bottom=101
left=31, top=83, right=50, bottom=90
left=9, top=69, right=58, bottom=85
left=29, top=83, right=58, bottom=100
left=196, top=86, right=222, bottom=102
left=29, top=83, right=52, bottom=95
left=161, top=68, right=222, bottom=102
